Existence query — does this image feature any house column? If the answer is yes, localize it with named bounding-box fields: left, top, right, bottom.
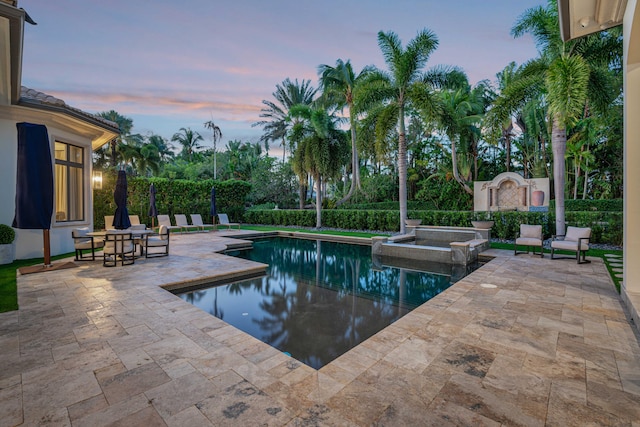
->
left=622, top=0, right=640, bottom=327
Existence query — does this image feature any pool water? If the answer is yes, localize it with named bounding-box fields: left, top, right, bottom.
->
left=177, top=236, right=478, bottom=369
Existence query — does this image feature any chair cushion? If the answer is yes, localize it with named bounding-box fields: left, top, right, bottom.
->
left=565, top=226, right=591, bottom=242
left=551, top=239, right=589, bottom=251
left=520, top=224, right=542, bottom=239
left=516, top=237, right=542, bottom=246
left=146, top=236, right=168, bottom=247
left=75, top=240, right=105, bottom=250
left=128, top=224, right=146, bottom=231
left=72, top=227, right=90, bottom=238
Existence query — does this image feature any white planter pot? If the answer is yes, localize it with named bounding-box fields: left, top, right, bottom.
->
left=471, top=220, right=494, bottom=229
left=0, top=243, right=15, bottom=265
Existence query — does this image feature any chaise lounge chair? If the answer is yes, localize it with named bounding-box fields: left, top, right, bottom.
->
left=190, top=214, right=214, bottom=232
left=174, top=214, right=199, bottom=233
left=157, top=215, right=182, bottom=233
left=551, top=226, right=591, bottom=264
left=514, top=224, right=544, bottom=258
left=218, top=213, right=240, bottom=230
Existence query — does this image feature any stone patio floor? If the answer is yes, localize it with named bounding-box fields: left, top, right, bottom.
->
left=1, top=230, right=639, bottom=426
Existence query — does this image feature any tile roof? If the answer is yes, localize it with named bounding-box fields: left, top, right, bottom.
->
left=19, top=86, right=120, bottom=132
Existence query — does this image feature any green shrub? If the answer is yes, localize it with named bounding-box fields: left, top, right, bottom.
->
left=244, top=208, right=622, bottom=245
left=94, top=173, right=251, bottom=230
left=0, top=225, right=15, bottom=244
left=550, top=199, right=622, bottom=212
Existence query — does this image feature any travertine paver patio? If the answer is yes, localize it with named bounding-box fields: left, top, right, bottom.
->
left=1, top=230, right=639, bottom=426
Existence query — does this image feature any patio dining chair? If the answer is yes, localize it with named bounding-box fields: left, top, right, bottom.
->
left=103, top=232, right=135, bottom=267
left=144, top=225, right=170, bottom=258
left=72, top=227, right=104, bottom=261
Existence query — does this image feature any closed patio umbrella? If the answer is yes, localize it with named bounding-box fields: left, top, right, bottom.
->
left=12, top=122, right=54, bottom=266
left=112, top=170, right=131, bottom=230
left=210, top=186, right=217, bottom=225
left=148, top=183, right=158, bottom=229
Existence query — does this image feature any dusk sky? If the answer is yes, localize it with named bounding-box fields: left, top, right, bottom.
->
left=20, top=0, right=545, bottom=156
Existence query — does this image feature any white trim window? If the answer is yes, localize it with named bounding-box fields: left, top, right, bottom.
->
left=54, top=141, right=84, bottom=222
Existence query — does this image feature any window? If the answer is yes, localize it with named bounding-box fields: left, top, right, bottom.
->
left=54, top=142, right=84, bottom=222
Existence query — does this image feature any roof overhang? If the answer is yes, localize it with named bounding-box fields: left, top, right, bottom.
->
left=17, top=97, right=119, bottom=150
left=0, top=1, right=24, bottom=104
left=558, top=0, right=627, bottom=41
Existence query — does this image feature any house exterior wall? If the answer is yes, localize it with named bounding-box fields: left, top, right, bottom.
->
left=622, top=0, right=640, bottom=325
left=0, top=105, right=97, bottom=259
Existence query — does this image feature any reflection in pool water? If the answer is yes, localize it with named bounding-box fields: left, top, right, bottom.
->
left=177, top=237, right=478, bottom=369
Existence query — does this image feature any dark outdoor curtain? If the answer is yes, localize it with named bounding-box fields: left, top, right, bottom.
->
left=112, top=170, right=131, bottom=229
left=13, top=123, right=54, bottom=229
left=210, top=187, right=217, bottom=220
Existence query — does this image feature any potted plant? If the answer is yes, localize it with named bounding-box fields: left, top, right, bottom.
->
left=0, top=224, right=16, bottom=265
left=471, top=211, right=494, bottom=229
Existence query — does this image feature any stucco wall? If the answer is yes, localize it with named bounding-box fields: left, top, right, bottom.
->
left=622, top=0, right=640, bottom=324
left=473, top=172, right=550, bottom=212
left=0, top=106, right=96, bottom=259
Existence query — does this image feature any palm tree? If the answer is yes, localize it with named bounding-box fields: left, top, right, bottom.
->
left=204, top=120, right=223, bottom=179
left=489, top=0, right=621, bottom=236
left=431, top=81, right=484, bottom=195
left=171, top=127, right=204, bottom=162
left=253, top=78, right=317, bottom=162
left=318, top=59, right=373, bottom=205
left=97, top=110, right=136, bottom=168
left=359, top=29, right=465, bottom=233
left=289, top=104, right=349, bottom=228
left=147, top=134, right=175, bottom=163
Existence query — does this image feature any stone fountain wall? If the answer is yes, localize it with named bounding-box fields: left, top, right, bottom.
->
left=473, top=172, right=549, bottom=212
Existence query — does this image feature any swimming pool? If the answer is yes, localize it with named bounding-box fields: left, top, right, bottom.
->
left=177, top=236, right=479, bottom=369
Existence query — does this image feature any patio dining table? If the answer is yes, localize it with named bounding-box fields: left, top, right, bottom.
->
left=88, top=229, right=155, bottom=257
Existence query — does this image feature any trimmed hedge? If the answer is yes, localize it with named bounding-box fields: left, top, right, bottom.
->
left=244, top=209, right=623, bottom=245
left=550, top=199, right=622, bottom=212
left=94, top=173, right=251, bottom=230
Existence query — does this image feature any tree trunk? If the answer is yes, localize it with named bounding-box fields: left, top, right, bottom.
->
left=398, top=106, right=408, bottom=234
left=110, top=139, right=118, bottom=167
left=450, top=136, right=473, bottom=195
left=551, top=116, right=566, bottom=236
left=315, top=174, right=322, bottom=228
left=335, top=108, right=360, bottom=207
